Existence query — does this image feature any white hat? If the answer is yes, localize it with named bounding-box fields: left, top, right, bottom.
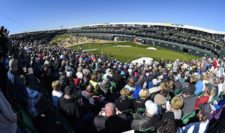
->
left=145, top=100, right=158, bottom=116
left=76, top=72, right=83, bottom=79
left=152, top=79, right=158, bottom=85
left=128, top=68, right=132, bottom=74
left=66, top=71, right=73, bottom=78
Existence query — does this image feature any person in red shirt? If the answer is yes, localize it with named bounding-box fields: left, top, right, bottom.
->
left=194, top=83, right=212, bottom=110
left=213, top=58, right=218, bottom=70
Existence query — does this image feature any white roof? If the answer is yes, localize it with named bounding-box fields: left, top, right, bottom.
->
left=82, top=22, right=225, bottom=35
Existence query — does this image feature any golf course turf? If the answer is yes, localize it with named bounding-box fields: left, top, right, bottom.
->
left=70, top=42, right=199, bottom=62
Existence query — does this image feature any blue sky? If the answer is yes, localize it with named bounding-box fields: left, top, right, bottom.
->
left=0, top=0, right=225, bottom=34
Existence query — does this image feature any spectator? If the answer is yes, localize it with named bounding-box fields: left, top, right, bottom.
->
left=182, top=104, right=212, bottom=133
left=133, top=88, right=150, bottom=109
left=94, top=102, right=130, bottom=133
left=114, top=88, right=132, bottom=112
left=131, top=100, right=160, bottom=132
left=170, top=96, right=184, bottom=119
left=182, top=83, right=196, bottom=116
left=51, top=80, right=63, bottom=108
left=59, top=86, right=81, bottom=127
left=194, top=83, right=212, bottom=110
left=124, top=78, right=135, bottom=92
left=7, top=59, right=28, bottom=107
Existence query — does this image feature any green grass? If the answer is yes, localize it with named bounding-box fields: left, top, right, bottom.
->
left=70, top=42, right=199, bottom=62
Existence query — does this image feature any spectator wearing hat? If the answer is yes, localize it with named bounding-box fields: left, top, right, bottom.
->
left=170, top=96, right=184, bottom=119
left=99, top=78, right=110, bottom=97
left=51, top=80, right=63, bottom=108
left=182, top=104, right=212, bottom=133
left=133, top=88, right=150, bottom=109
left=131, top=100, right=160, bottom=132
left=182, top=83, right=196, bottom=116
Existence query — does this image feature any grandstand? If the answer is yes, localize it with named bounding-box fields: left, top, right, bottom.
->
left=11, top=22, right=225, bottom=57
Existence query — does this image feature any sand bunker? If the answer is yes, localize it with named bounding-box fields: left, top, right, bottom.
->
left=147, top=47, right=157, bottom=50
left=82, top=49, right=98, bottom=52
left=113, top=45, right=132, bottom=47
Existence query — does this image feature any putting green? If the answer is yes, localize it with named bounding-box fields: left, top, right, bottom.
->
left=70, top=42, right=199, bottom=62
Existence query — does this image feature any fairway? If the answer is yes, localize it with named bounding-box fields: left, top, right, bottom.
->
left=70, top=42, right=199, bottom=62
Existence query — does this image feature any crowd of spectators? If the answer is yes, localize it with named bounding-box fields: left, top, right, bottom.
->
left=1, top=26, right=225, bottom=133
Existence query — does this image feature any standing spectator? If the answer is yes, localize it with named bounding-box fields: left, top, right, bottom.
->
left=51, top=80, right=63, bottom=108
left=7, top=59, right=28, bottom=107
left=59, top=86, right=81, bottom=128
left=182, top=84, right=196, bottom=116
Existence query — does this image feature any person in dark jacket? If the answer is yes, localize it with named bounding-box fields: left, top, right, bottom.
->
left=133, top=88, right=150, bottom=109
left=114, top=88, right=133, bottom=112
left=94, top=102, right=131, bottom=133
left=131, top=100, right=160, bottom=132
left=7, top=59, right=28, bottom=107
left=59, top=86, right=81, bottom=128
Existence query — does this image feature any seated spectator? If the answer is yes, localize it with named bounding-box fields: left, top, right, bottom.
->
left=194, top=83, right=212, bottom=110
left=170, top=96, right=184, bottom=120
left=133, top=75, right=145, bottom=99
left=59, top=86, right=81, bottom=127
left=124, top=78, right=135, bottom=92
left=51, top=80, right=63, bottom=108
left=94, top=102, right=130, bottom=133
left=7, top=59, right=28, bottom=107
left=154, top=82, right=170, bottom=107
left=182, top=104, right=212, bottom=133
left=0, top=88, right=17, bottom=133
left=114, top=88, right=132, bottom=112
left=181, top=83, right=196, bottom=116
left=133, top=88, right=150, bottom=109
left=194, top=74, right=204, bottom=95
left=131, top=100, right=160, bottom=132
